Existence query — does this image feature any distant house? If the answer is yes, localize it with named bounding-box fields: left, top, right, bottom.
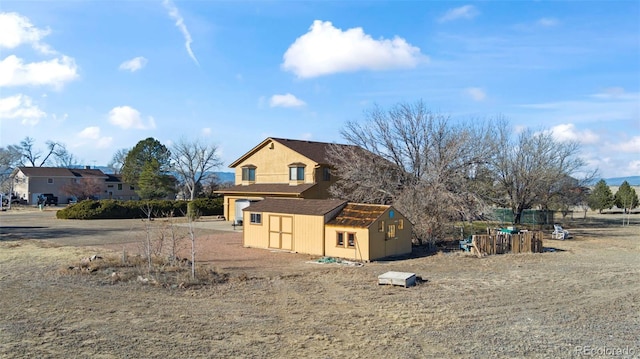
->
left=215, top=137, right=358, bottom=222
left=10, top=167, right=140, bottom=204
left=242, top=198, right=412, bottom=261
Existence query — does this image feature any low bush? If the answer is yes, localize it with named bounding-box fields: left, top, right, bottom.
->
left=56, top=197, right=223, bottom=220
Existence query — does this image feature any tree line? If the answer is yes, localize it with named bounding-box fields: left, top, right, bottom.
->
left=326, top=100, right=632, bottom=243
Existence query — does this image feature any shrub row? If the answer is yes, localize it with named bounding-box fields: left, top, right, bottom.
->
left=56, top=198, right=223, bottom=220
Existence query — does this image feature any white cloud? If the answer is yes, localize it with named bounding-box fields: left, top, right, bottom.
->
left=438, top=5, right=479, bottom=23
left=549, top=123, right=599, bottom=145
left=282, top=20, right=425, bottom=78
left=202, top=127, right=211, bottom=136
left=0, top=12, right=54, bottom=54
left=119, top=56, right=148, bottom=72
left=537, top=18, right=559, bottom=27
left=96, top=137, right=113, bottom=148
left=162, top=0, right=199, bottom=65
left=78, top=126, right=101, bottom=139
left=78, top=126, right=113, bottom=148
left=0, top=94, right=46, bottom=125
left=0, top=55, right=78, bottom=89
left=610, top=136, right=640, bottom=153
left=464, top=87, right=486, bottom=101
left=269, top=93, right=306, bottom=108
left=108, top=106, right=156, bottom=130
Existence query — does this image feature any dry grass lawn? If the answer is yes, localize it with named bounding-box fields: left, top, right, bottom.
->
left=0, top=210, right=638, bottom=358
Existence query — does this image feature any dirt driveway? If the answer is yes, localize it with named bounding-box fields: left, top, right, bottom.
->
left=1, top=208, right=638, bottom=358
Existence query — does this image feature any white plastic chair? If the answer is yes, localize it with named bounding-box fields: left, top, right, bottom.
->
left=552, top=225, right=570, bottom=240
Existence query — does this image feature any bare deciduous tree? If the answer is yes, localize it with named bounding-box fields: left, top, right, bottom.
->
left=171, top=138, right=223, bottom=201
left=329, top=101, right=497, bottom=244
left=486, top=124, right=590, bottom=223
left=108, top=148, right=130, bottom=174
left=19, top=137, right=63, bottom=167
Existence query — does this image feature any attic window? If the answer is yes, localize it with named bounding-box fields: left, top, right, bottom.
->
left=289, top=163, right=305, bottom=181
left=47, top=178, right=54, bottom=184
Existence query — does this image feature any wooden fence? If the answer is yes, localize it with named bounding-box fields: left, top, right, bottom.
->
left=471, top=231, right=544, bottom=256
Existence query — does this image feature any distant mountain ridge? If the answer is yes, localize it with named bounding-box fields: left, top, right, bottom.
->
left=598, top=176, right=640, bottom=186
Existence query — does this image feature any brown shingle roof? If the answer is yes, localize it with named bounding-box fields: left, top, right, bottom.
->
left=17, top=167, right=76, bottom=177
left=216, top=183, right=317, bottom=196
left=17, top=167, right=108, bottom=178
left=243, top=198, right=347, bottom=216
left=327, top=203, right=390, bottom=228
left=69, top=169, right=108, bottom=178
left=229, top=137, right=357, bottom=168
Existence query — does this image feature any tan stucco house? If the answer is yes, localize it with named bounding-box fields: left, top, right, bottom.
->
left=215, top=137, right=358, bottom=222
left=242, top=198, right=413, bottom=261
left=11, top=167, right=139, bottom=204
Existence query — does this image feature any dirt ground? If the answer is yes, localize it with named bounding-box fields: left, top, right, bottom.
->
left=0, top=208, right=638, bottom=358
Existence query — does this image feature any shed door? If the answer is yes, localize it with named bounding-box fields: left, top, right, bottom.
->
left=268, top=215, right=293, bottom=250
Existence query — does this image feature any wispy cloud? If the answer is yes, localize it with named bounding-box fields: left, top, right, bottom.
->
left=162, top=0, right=199, bottom=66
left=269, top=93, right=306, bottom=108
left=0, top=93, right=46, bottom=125
left=537, top=17, right=559, bottom=27
left=464, top=87, right=487, bottom=101
left=282, top=20, right=426, bottom=78
left=438, top=5, right=479, bottom=23
left=119, top=56, right=148, bottom=72
left=108, top=106, right=156, bottom=130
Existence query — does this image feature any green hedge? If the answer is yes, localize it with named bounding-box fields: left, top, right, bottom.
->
left=56, top=198, right=223, bottom=220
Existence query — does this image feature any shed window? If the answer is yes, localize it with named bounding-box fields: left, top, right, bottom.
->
left=398, top=219, right=404, bottom=230
left=242, top=166, right=256, bottom=181
left=336, top=232, right=344, bottom=246
left=47, top=178, right=54, bottom=184
left=250, top=213, right=262, bottom=224
left=336, top=232, right=356, bottom=248
left=347, top=233, right=356, bottom=247
left=378, top=221, right=385, bottom=232
left=387, top=225, right=396, bottom=239
left=117, top=184, right=123, bottom=190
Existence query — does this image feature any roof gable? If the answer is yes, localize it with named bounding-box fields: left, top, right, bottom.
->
left=229, top=137, right=356, bottom=168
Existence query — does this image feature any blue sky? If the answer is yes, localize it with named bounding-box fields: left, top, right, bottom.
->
left=1, top=1, right=638, bottom=178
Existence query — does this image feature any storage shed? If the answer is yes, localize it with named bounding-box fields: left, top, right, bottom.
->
left=242, top=198, right=412, bottom=261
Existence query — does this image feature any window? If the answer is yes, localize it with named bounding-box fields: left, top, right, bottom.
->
left=378, top=221, right=385, bottom=232
left=347, top=233, right=355, bottom=247
left=107, top=185, right=114, bottom=188
left=336, top=232, right=356, bottom=248
left=289, top=166, right=305, bottom=181
left=250, top=213, right=262, bottom=224
left=387, top=225, right=396, bottom=239
left=117, top=184, right=123, bottom=190
left=242, top=166, right=256, bottom=181
left=322, top=167, right=331, bottom=181
left=398, top=219, right=404, bottom=230
left=47, top=178, right=54, bottom=184
left=130, top=185, right=135, bottom=190
left=336, top=232, right=344, bottom=246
